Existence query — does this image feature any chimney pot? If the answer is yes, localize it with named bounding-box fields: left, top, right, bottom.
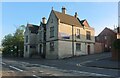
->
left=62, top=6, right=66, bottom=14
left=74, top=12, right=78, bottom=18
left=42, top=17, right=46, bottom=24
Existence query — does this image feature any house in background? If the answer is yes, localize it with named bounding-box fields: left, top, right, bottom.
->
left=24, top=7, right=95, bottom=59
left=95, top=27, right=120, bottom=52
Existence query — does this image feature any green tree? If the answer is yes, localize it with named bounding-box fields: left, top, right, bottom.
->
left=13, top=25, right=25, bottom=57
left=2, top=34, right=14, bottom=56
left=2, top=25, right=25, bottom=57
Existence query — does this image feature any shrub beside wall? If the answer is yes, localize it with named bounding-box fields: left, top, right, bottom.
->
left=112, top=39, right=120, bottom=61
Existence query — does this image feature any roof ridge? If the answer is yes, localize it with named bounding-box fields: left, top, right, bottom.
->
left=53, top=10, right=77, bottom=19
left=105, top=27, right=117, bottom=33
left=53, top=10, right=83, bottom=27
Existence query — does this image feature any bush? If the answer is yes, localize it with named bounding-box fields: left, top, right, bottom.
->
left=113, top=39, right=120, bottom=51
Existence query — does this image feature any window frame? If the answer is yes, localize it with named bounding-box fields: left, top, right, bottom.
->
left=86, top=31, right=91, bottom=40
left=50, top=41, right=54, bottom=51
left=76, top=43, right=81, bottom=51
left=50, top=26, right=54, bottom=38
left=26, top=35, right=28, bottom=43
left=76, top=29, right=80, bottom=39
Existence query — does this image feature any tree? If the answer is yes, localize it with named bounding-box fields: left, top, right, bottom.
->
left=2, top=34, right=14, bottom=56
left=2, top=25, right=25, bottom=57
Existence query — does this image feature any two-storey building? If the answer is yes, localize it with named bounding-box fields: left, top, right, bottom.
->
left=46, top=7, right=95, bottom=59
left=24, top=7, right=95, bottom=59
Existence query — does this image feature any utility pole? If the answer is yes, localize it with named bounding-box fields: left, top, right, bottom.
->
left=72, top=25, right=74, bottom=57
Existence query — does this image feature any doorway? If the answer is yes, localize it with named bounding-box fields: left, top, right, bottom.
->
left=87, top=45, right=90, bottom=55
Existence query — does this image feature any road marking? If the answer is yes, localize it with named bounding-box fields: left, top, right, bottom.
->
left=32, top=64, right=111, bottom=76
left=76, top=64, right=82, bottom=66
left=21, top=62, right=30, bottom=64
left=45, top=73, right=51, bottom=75
left=69, top=70, right=111, bottom=76
left=39, top=71, right=44, bottom=73
left=33, top=74, right=41, bottom=78
left=9, top=65, right=23, bottom=72
left=79, top=60, right=93, bottom=65
left=1, top=62, right=6, bottom=65
left=32, top=71, right=36, bottom=73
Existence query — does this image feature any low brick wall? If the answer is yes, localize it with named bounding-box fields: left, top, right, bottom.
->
left=94, top=42, right=104, bottom=54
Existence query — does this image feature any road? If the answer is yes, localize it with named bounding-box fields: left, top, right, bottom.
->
left=1, top=52, right=120, bottom=78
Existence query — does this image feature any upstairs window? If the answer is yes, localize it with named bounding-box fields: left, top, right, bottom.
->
left=76, top=29, right=80, bottom=39
left=39, top=32, right=42, bottom=41
left=50, top=27, right=54, bottom=38
left=86, top=31, right=91, bottom=40
left=104, top=36, right=107, bottom=40
left=26, top=36, right=28, bottom=43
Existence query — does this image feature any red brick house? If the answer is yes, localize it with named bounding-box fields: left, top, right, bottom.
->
left=95, top=27, right=120, bottom=52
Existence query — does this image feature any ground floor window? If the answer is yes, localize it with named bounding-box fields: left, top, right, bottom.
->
left=30, top=45, right=36, bottom=48
left=50, top=42, right=54, bottom=51
left=76, top=43, right=81, bottom=51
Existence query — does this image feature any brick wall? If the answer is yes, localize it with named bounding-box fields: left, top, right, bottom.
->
left=94, top=42, right=104, bottom=53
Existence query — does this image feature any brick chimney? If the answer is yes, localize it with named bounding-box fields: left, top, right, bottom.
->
left=62, top=7, right=66, bottom=14
left=74, top=12, right=78, bottom=18
left=42, top=17, right=46, bottom=24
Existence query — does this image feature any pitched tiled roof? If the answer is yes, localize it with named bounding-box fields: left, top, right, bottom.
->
left=27, top=24, right=39, bottom=34
left=98, top=27, right=117, bottom=36
left=80, top=19, right=90, bottom=27
left=105, top=27, right=117, bottom=34
left=53, top=10, right=83, bottom=27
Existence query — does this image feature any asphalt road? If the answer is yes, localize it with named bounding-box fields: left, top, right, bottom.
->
left=1, top=52, right=120, bottom=78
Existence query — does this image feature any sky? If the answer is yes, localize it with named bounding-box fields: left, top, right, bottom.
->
left=1, top=2, right=118, bottom=46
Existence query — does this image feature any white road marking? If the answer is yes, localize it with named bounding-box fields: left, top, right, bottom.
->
left=9, top=61, right=111, bottom=76
left=79, top=60, right=93, bottom=64
left=1, top=62, right=6, bottom=65
left=32, top=71, right=36, bottom=73
left=69, top=70, right=111, bottom=76
left=38, top=64, right=111, bottom=76
left=9, top=65, right=23, bottom=72
left=39, top=71, right=44, bottom=73
left=21, top=62, right=30, bottom=64
left=32, top=74, right=41, bottom=78
left=45, top=73, right=51, bottom=75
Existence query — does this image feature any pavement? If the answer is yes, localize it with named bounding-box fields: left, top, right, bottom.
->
left=83, top=57, right=120, bottom=70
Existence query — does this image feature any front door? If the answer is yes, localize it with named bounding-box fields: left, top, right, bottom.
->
left=87, top=45, right=90, bottom=55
